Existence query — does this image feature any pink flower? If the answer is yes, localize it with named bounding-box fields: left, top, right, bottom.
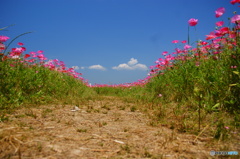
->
left=215, top=7, right=225, bottom=18
left=30, top=51, right=37, bottom=57
left=198, top=41, right=208, bottom=45
left=18, top=42, right=24, bottom=46
left=37, top=54, right=47, bottom=60
left=188, top=18, right=198, bottom=26
left=181, top=40, right=187, bottom=43
left=11, top=47, right=26, bottom=55
left=10, top=64, right=15, bottom=67
left=37, top=50, right=44, bottom=54
left=229, top=31, right=237, bottom=39
left=24, top=54, right=30, bottom=59
left=231, top=0, right=240, bottom=5
left=216, top=21, right=224, bottom=27
left=231, top=15, right=240, bottom=23
left=29, top=59, right=36, bottom=63
left=184, top=44, right=192, bottom=50
left=162, top=51, right=168, bottom=55
left=11, top=55, right=20, bottom=59
left=0, top=43, right=5, bottom=52
left=165, top=54, right=174, bottom=61
left=149, top=65, right=154, bottom=69
left=53, top=59, right=59, bottom=63
left=175, top=48, right=182, bottom=54
left=216, top=27, right=230, bottom=36
left=172, top=40, right=179, bottom=43
left=158, top=94, right=162, bottom=97
left=0, top=35, right=10, bottom=42
left=206, top=32, right=217, bottom=40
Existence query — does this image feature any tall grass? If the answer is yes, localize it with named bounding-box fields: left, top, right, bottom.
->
left=146, top=46, right=239, bottom=112
left=0, top=55, right=96, bottom=114
left=143, top=42, right=239, bottom=134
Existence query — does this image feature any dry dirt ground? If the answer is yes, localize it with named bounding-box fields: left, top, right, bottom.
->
left=0, top=96, right=239, bottom=159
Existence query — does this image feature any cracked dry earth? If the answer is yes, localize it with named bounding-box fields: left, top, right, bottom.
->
left=0, top=96, right=238, bottom=159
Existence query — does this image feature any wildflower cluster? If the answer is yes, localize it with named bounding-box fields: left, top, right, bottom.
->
left=0, top=41, right=86, bottom=83
left=149, top=2, right=239, bottom=76
left=89, top=0, right=239, bottom=88
left=1, top=0, right=239, bottom=89
left=0, top=35, right=9, bottom=52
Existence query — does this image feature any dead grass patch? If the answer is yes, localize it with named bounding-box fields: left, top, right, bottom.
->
left=0, top=96, right=239, bottom=158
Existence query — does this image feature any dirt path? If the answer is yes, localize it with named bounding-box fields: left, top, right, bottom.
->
left=0, top=96, right=238, bottom=158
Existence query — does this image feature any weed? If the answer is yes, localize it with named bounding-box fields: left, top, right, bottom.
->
left=25, top=109, right=37, bottom=119
left=143, top=150, right=152, bottom=158
left=0, top=114, right=9, bottom=122
left=102, top=104, right=111, bottom=110
left=77, top=128, right=87, bottom=133
left=214, top=119, right=230, bottom=141
left=130, top=106, right=136, bottom=112
left=37, top=142, right=43, bottom=152
left=102, top=121, right=107, bottom=126
left=41, top=108, right=53, bottom=118
left=120, top=144, right=131, bottom=153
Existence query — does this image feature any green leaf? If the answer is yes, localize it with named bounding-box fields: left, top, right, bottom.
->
left=233, top=71, right=239, bottom=75
left=212, top=103, right=220, bottom=109
left=224, top=100, right=235, bottom=105
left=229, top=84, right=237, bottom=87
left=194, top=86, right=200, bottom=93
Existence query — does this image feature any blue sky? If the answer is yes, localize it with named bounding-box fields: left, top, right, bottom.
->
left=1, top=0, right=237, bottom=84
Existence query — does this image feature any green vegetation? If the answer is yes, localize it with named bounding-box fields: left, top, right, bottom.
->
left=0, top=57, right=96, bottom=113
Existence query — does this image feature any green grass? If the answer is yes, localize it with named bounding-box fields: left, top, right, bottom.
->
left=146, top=47, right=239, bottom=112
left=0, top=58, right=96, bottom=113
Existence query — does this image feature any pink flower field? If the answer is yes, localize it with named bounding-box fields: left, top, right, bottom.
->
left=1, top=0, right=239, bottom=88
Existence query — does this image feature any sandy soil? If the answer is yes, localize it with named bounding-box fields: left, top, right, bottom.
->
left=0, top=96, right=239, bottom=159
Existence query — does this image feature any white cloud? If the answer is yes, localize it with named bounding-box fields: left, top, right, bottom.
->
left=72, top=66, right=85, bottom=70
left=133, top=63, right=148, bottom=70
left=88, top=64, right=106, bottom=71
left=128, top=58, right=138, bottom=65
left=112, top=58, right=148, bottom=71
left=112, top=63, right=133, bottom=70
left=72, top=66, right=79, bottom=70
